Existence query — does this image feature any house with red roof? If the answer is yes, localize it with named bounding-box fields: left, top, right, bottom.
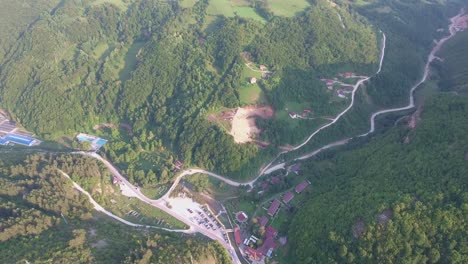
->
left=235, top=211, right=248, bottom=223
left=259, top=216, right=269, bottom=227
left=289, top=163, right=301, bottom=174
left=265, top=226, right=278, bottom=239
left=295, top=180, right=309, bottom=193
left=234, top=227, right=241, bottom=244
left=259, top=65, right=268, bottom=71
left=256, top=226, right=278, bottom=258
left=282, top=191, right=295, bottom=203
left=267, top=199, right=280, bottom=216
left=246, top=247, right=263, bottom=261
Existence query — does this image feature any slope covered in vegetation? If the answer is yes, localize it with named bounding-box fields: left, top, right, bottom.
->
left=0, top=154, right=230, bottom=263
left=0, top=0, right=379, bottom=182
left=288, top=93, right=468, bottom=263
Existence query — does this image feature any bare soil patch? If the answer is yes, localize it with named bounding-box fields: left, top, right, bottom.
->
left=352, top=219, right=366, bottom=239
left=230, top=106, right=274, bottom=143
left=454, top=14, right=468, bottom=30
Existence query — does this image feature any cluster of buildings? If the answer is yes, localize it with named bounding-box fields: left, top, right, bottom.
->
left=233, top=211, right=279, bottom=261
left=0, top=112, right=40, bottom=147
left=232, top=179, right=310, bottom=262
left=244, top=225, right=278, bottom=261
left=338, top=72, right=356, bottom=78
left=266, top=180, right=310, bottom=217
left=249, top=65, right=270, bottom=84
left=288, top=109, right=313, bottom=119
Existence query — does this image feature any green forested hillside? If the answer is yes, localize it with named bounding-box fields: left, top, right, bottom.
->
left=0, top=0, right=59, bottom=63
left=287, top=94, right=468, bottom=263
left=0, top=154, right=230, bottom=263
left=434, top=30, right=468, bottom=94
left=0, top=0, right=379, bottom=182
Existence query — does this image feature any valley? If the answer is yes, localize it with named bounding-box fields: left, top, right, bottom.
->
left=1, top=1, right=467, bottom=263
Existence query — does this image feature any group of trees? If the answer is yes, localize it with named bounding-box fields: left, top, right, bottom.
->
left=287, top=94, right=468, bottom=263
left=331, top=195, right=467, bottom=263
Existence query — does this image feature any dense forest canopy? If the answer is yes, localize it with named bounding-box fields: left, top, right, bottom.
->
left=287, top=94, right=468, bottom=263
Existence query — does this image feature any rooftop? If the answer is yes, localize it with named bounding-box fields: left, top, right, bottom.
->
left=295, top=180, right=309, bottom=193
left=282, top=191, right=294, bottom=203
left=267, top=199, right=280, bottom=216
left=259, top=216, right=269, bottom=227
left=234, top=227, right=241, bottom=244
left=236, top=211, right=248, bottom=223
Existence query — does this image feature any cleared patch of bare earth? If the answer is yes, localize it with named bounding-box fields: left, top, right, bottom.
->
left=352, top=219, right=366, bottom=239
left=91, top=239, right=108, bottom=249
left=378, top=209, right=393, bottom=226
left=230, top=106, right=274, bottom=144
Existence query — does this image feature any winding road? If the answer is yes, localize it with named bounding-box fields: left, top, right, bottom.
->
left=2, top=9, right=463, bottom=264
left=76, top=152, right=243, bottom=264
left=59, top=170, right=193, bottom=233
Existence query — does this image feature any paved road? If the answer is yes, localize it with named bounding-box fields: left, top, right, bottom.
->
left=77, top=152, right=242, bottom=264
left=258, top=32, right=387, bottom=176
left=59, top=170, right=193, bottom=233
left=14, top=11, right=463, bottom=264
left=360, top=11, right=465, bottom=136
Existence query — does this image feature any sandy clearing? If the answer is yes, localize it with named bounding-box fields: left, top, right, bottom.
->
left=119, top=183, right=140, bottom=198
left=230, top=106, right=274, bottom=143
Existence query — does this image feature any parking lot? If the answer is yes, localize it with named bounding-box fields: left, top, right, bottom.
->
left=167, top=197, right=231, bottom=244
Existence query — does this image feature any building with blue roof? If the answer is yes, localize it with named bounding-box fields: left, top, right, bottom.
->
left=0, top=138, right=9, bottom=145
left=4, top=134, right=38, bottom=146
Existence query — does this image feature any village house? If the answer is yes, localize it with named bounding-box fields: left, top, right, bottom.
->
left=282, top=191, right=295, bottom=203
left=337, top=90, right=347, bottom=99
left=302, top=109, right=312, bottom=117
left=234, top=227, right=242, bottom=245
left=259, top=216, right=269, bottom=227
left=267, top=199, right=281, bottom=216
left=236, top=211, right=248, bottom=223
left=288, top=163, right=301, bottom=174
left=250, top=77, right=257, bottom=84
left=288, top=112, right=299, bottom=119
left=259, top=65, right=268, bottom=71
left=295, top=180, right=310, bottom=193
left=245, top=226, right=278, bottom=260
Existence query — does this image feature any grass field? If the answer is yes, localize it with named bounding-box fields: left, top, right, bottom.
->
left=179, top=0, right=198, bottom=8
left=92, top=0, right=130, bottom=11
left=141, top=184, right=170, bottom=199
left=92, top=42, right=110, bottom=60
left=239, top=84, right=263, bottom=104
left=266, top=0, right=310, bottom=17
left=239, top=65, right=265, bottom=104
left=119, top=41, right=145, bottom=81
left=207, top=0, right=266, bottom=22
